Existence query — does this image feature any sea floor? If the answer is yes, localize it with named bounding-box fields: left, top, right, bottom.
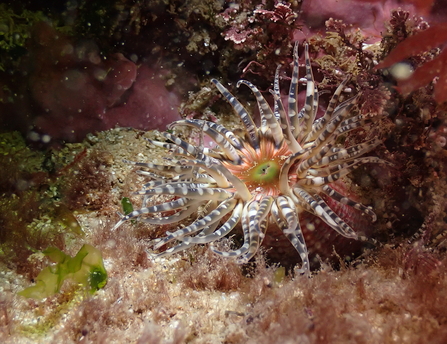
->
left=1, top=128, right=446, bottom=344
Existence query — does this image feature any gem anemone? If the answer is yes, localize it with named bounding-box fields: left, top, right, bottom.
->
left=113, top=43, right=387, bottom=273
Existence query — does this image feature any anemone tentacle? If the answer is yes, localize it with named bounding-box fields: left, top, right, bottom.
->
left=211, top=79, right=260, bottom=149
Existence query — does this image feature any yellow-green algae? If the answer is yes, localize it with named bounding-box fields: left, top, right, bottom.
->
left=19, top=244, right=107, bottom=299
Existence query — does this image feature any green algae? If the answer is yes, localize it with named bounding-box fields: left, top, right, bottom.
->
left=121, top=197, right=134, bottom=215
left=18, top=244, right=107, bottom=299
left=0, top=4, right=47, bottom=72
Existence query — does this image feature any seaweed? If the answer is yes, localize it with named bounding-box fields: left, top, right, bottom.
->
left=377, top=22, right=447, bottom=104
left=18, top=244, right=107, bottom=300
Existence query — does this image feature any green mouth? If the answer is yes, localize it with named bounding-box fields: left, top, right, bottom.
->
left=251, top=160, right=280, bottom=184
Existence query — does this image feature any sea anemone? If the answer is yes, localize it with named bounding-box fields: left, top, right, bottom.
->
left=112, top=43, right=387, bottom=273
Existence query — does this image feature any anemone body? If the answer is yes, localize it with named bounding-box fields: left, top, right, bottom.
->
left=113, top=43, right=386, bottom=272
